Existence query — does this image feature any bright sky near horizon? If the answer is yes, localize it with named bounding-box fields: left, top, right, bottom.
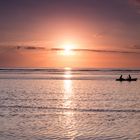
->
left=0, top=0, right=140, bottom=68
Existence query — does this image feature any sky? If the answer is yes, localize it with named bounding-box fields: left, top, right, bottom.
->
left=0, top=0, right=140, bottom=68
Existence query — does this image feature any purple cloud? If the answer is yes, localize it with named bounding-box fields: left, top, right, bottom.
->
left=129, top=0, right=140, bottom=13
left=16, top=46, right=46, bottom=50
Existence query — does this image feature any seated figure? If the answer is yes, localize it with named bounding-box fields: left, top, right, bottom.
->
left=127, top=74, right=131, bottom=80
left=119, top=75, right=123, bottom=80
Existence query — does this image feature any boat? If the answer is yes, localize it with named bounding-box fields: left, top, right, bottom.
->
left=116, top=78, right=125, bottom=81
left=125, top=78, right=137, bottom=81
left=116, top=78, right=137, bottom=81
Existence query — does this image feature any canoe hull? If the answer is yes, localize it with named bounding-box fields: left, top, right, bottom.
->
left=116, top=78, right=137, bottom=81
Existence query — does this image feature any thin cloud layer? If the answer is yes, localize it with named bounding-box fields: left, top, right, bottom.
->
left=51, top=48, right=140, bottom=54
left=131, top=44, right=140, bottom=49
left=1, top=45, right=140, bottom=55
left=16, top=46, right=46, bottom=50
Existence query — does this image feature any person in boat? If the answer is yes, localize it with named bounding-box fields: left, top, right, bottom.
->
left=127, top=74, right=132, bottom=80
left=119, top=75, right=124, bottom=80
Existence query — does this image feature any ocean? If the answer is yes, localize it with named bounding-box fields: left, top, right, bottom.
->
left=0, top=68, right=140, bottom=140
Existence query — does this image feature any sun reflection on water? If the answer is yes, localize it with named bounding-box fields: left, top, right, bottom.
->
left=63, top=68, right=73, bottom=107
left=61, top=69, right=78, bottom=138
left=63, top=79, right=73, bottom=109
left=64, top=69, right=72, bottom=79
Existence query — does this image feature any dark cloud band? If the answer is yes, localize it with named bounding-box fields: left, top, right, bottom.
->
left=1, top=45, right=140, bottom=55
left=51, top=48, right=140, bottom=54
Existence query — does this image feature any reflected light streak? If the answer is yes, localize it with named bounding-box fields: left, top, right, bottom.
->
left=64, top=68, right=72, bottom=79
left=63, top=69, right=73, bottom=108
left=63, top=80, right=73, bottom=108
left=61, top=70, right=77, bottom=137
left=64, top=80, right=72, bottom=98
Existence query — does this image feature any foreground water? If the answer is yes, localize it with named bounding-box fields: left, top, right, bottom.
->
left=0, top=68, right=140, bottom=140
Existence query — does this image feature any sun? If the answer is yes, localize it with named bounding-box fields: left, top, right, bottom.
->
left=62, top=43, right=75, bottom=55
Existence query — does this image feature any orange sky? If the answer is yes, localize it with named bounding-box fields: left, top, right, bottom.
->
left=0, top=0, right=140, bottom=68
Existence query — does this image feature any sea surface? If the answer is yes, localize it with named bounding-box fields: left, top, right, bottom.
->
left=0, top=68, right=140, bottom=140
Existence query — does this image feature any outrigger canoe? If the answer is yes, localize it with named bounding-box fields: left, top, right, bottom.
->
left=116, top=78, right=137, bottom=81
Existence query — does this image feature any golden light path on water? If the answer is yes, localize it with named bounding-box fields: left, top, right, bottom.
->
left=61, top=68, right=78, bottom=138
left=63, top=68, right=73, bottom=108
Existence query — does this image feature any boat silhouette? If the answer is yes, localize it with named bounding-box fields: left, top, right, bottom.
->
left=116, top=78, right=137, bottom=81
left=116, top=75, right=137, bottom=81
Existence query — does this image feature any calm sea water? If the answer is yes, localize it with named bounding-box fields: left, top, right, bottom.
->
left=0, top=68, right=140, bottom=140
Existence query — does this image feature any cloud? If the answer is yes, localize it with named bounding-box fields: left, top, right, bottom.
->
left=16, top=46, right=46, bottom=50
left=51, top=48, right=140, bottom=54
left=129, top=0, right=140, bottom=13
left=1, top=45, right=140, bottom=55
left=130, top=44, right=140, bottom=49
left=131, top=0, right=140, bottom=6
left=92, top=33, right=104, bottom=39
left=0, top=46, right=46, bottom=56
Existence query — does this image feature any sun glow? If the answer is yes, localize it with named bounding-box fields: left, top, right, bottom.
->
left=62, top=43, right=75, bottom=55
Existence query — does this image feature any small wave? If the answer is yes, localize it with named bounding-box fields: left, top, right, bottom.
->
left=0, top=68, right=139, bottom=81
left=0, top=77, right=114, bottom=80
left=0, top=105, right=140, bottom=113
left=0, top=97, right=139, bottom=103
left=0, top=68, right=140, bottom=73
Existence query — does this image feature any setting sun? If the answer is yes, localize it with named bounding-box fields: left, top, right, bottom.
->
left=62, top=43, right=75, bottom=56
